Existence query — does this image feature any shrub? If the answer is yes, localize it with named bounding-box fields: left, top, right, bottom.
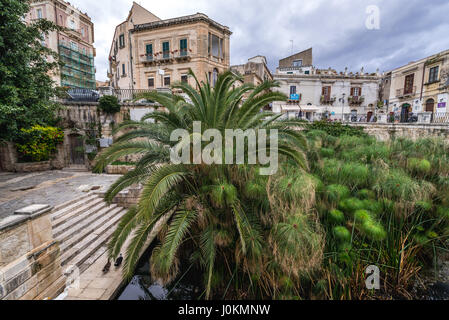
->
left=354, top=210, right=373, bottom=224
left=16, top=125, right=64, bottom=162
left=98, top=95, right=121, bottom=114
left=306, top=121, right=368, bottom=137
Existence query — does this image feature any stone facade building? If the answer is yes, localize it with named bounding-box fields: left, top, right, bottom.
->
left=273, top=48, right=381, bottom=121
left=230, top=55, right=273, bottom=87
left=108, top=2, right=231, bottom=90
left=27, top=0, right=96, bottom=89
left=385, top=49, right=449, bottom=123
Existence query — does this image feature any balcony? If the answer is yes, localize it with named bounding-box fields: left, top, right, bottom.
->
left=348, top=95, right=365, bottom=105
left=320, top=96, right=336, bottom=105
left=141, top=51, right=192, bottom=66
left=396, top=86, right=416, bottom=98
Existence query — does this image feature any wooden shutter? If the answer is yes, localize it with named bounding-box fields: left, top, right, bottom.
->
left=350, top=88, right=354, bottom=96
left=359, top=87, right=362, bottom=96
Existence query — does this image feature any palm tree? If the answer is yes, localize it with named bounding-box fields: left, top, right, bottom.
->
left=94, top=70, right=316, bottom=299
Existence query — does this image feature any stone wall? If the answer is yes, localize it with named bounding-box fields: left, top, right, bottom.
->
left=349, top=123, right=449, bottom=142
left=0, top=205, right=63, bottom=300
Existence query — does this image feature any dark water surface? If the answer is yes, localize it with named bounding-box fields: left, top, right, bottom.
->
left=115, top=246, right=203, bottom=300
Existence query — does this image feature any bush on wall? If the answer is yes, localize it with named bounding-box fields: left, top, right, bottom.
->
left=16, top=125, right=64, bottom=162
left=98, top=95, right=121, bottom=114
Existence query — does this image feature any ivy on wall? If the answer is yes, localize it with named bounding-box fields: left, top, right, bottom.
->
left=16, top=125, right=64, bottom=163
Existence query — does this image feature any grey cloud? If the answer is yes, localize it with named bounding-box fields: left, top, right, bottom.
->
left=68, top=0, right=449, bottom=81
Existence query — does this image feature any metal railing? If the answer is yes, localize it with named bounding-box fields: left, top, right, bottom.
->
left=58, top=88, right=172, bottom=103
left=396, top=86, right=417, bottom=97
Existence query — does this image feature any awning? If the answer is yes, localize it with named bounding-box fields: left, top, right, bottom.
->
left=281, top=105, right=301, bottom=112
left=281, top=105, right=320, bottom=112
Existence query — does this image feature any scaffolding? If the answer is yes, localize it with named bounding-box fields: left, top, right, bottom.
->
left=58, top=41, right=96, bottom=89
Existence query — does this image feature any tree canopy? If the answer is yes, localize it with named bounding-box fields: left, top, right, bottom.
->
left=0, top=0, right=62, bottom=141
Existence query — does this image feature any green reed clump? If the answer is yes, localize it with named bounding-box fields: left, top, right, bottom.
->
left=328, top=209, right=345, bottom=224
left=325, top=184, right=350, bottom=203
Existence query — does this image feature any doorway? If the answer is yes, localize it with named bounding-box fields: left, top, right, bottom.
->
left=69, top=134, right=85, bottom=165
left=425, top=99, right=435, bottom=113
left=367, top=112, right=374, bottom=122
left=401, top=104, right=411, bottom=123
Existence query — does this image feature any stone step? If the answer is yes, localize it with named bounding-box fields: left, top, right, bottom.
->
left=53, top=200, right=110, bottom=239
left=58, top=205, right=122, bottom=253
left=52, top=193, right=93, bottom=213
left=51, top=194, right=100, bottom=222
left=60, top=208, right=126, bottom=268
left=52, top=196, right=104, bottom=229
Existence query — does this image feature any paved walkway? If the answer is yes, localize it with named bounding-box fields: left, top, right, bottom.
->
left=0, top=171, right=121, bottom=219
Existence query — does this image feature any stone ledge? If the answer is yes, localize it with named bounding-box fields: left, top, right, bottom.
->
left=0, top=205, right=53, bottom=233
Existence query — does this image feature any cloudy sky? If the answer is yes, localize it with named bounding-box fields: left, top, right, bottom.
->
left=67, top=0, right=449, bottom=81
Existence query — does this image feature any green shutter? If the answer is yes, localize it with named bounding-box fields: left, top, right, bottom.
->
left=163, top=42, right=169, bottom=52
left=146, top=44, right=153, bottom=55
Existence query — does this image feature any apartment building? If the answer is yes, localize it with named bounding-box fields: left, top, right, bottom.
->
left=108, top=2, right=231, bottom=90
left=230, top=55, right=273, bottom=87
left=273, top=48, right=381, bottom=121
left=27, top=0, right=96, bottom=89
left=386, top=49, right=449, bottom=122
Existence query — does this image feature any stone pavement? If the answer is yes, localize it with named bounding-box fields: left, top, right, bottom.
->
left=0, top=171, right=121, bottom=219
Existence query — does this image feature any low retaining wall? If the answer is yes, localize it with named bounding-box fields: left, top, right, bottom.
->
left=349, top=123, right=449, bottom=142
left=0, top=205, right=63, bottom=300
left=105, top=165, right=136, bottom=175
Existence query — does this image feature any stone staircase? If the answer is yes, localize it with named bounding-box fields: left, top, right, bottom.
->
left=51, top=194, right=127, bottom=275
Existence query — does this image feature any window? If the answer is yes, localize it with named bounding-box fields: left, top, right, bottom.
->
left=404, top=74, right=415, bottom=94
left=181, top=75, right=188, bottom=84
left=210, top=34, right=222, bottom=57
left=290, top=86, right=297, bottom=95
left=81, top=28, right=85, bottom=37
left=292, top=60, right=302, bottom=67
left=59, top=15, right=63, bottom=25
left=429, top=66, right=439, bottom=83
left=148, top=78, right=154, bottom=88
left=304, top=71, right=310, bottom=75
left=119, top=34, right=125, bottom=48
left=322, top=86, right=331, bottom=98
left=351, top=87, right=361, bottom=97
left=180, top=39, right=188, bottom=56
left=69, top=19, right=75, bottom=30
left=213, top=69, right=219, bottom=86
left=122, top=63, right=126, bottom=76
left=164, top=76, right=170, bottom=86
left=146, top=44, right=153, bottom=60
left=37, top=9, right=43, bottom=19
left=162, top=42, right=170, bottom=58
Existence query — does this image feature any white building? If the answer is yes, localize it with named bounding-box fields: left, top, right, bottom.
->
left=273, top=48, right=381, bottom=122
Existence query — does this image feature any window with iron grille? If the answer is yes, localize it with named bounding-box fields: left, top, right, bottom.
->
left=181, top=75, right=188, bottom=83
left=148, top=78, right=154, bottom=88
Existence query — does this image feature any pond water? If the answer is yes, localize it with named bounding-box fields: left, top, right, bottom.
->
left=115, top=245, right=203, bottom=300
